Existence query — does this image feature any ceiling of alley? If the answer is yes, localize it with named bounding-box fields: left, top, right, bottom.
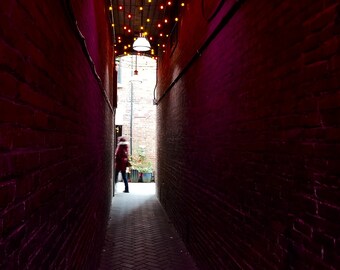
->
left=109, top=0, right=185, bottom=58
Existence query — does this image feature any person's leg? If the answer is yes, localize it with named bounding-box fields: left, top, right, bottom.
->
left=121, top=170, right=129, bottom=192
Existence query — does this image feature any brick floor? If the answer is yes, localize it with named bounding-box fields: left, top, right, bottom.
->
left=99, top=183, right=198, bottom=270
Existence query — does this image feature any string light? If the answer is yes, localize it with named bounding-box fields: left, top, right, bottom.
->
left=113, top=0, right=182, bottom=56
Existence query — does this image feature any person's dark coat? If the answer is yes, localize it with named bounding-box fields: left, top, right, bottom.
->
left=115, top=141, right=129, bottom=171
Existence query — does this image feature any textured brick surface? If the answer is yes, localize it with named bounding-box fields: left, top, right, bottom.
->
left=99, top=183, right=197, bottom=270
left=0, top=1, right=114, bottom=269
left=157, top=0, right=340, bottom=269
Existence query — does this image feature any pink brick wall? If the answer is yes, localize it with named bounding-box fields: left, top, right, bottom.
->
left=157, top=0, right=340, bottom=268
left=0, top=1, right=115, bottom=268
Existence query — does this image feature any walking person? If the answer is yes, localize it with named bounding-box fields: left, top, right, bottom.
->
left=114, top=136, right=130, bottom=194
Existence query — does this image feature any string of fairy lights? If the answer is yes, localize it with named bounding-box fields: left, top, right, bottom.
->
left=108, top=0, right=186, bottom=58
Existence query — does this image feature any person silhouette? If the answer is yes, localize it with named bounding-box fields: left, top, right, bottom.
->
left=114, top=136, right=130, bottom=194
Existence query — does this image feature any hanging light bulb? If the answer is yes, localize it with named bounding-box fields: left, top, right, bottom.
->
left=133, top=9, right=151, bottom=52
left=133, top=34, right=151, bottom=51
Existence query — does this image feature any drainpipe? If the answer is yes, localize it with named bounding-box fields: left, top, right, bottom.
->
left=130, top=80, right=133, bottom=156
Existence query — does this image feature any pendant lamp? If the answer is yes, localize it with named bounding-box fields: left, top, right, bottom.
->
left=133, top=34, right=151, bottom=52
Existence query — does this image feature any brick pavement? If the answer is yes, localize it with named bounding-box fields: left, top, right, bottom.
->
left=99, top=183, right=198, bottom=270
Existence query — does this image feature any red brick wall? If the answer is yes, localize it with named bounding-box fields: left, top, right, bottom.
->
left=0, top=1, right=115, bottom=269
left=157, top=0, right=340, bottom=269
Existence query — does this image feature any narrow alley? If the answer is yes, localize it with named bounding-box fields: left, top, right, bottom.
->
left=1, top=0, right=340, bottom=269
left=99, top=183, right=197, bottom=270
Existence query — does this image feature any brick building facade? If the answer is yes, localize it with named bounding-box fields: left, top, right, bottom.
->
left=156, top=1, right=340, bottom=269
left=0, top=1, right=114, bottom=268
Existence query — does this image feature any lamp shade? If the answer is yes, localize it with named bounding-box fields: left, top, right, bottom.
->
left=133, top=36, right=151, bottom=51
